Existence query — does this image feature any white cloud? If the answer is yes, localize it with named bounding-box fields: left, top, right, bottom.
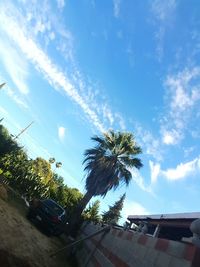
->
left=102, top=104, right=114, bottom=125
left=155, top=27, right=165, bottom=62
left=0, top=73, right=28, bottom=109
left=161, top=67, right=200, bottom=145
left=0, top=36, right=29, bottom=94
left=147, top=156, right=200, bottom=183
left=184, top=146, right=195, bottom=158
left=162, top=129, right=182, bottom=145
left=151, top=0, right=177, bottom=62
left=161, top=156, right=200, bottom=181
left=134, top=124, right=162, bottom=161
left=58, top=126, right=65, bottom=141
left=113, top=0, right=121, bottom=18
left=122, top=200, right=150, bottom=219
left=166, top=67, right=200, bottom=112
left=68, top=61, right=124, bottom=131
left=115, top=113, right=126, bottom=130
left=0, top=7, right=106, bottom=133
left=149, top=160, right=160, bottom=184
left=151, top=0, right=177, bottom=22
left=131, top=169, right=155, bottom=196
left=57, top=0, right=65, bottom=10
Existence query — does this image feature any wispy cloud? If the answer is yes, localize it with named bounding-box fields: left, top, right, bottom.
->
left=149, top=160, right=160, bottom=184
left=161, top=67, right=200, bottom=145
left=150, top=0, right=177, bottom=62
left=122, top=200, right=150, bottom=219
left=0, top=74, right=28, bottom=109
left=162, top=129, right=181, bottom=145
left=0, top=2, right=126, bottom=133
left=149, top=155, right=200, bottom=182
left=0, top=36, right=29, bottom=94
left=70, top=64, right=126, bottom=131
left=161, top=156, right=200, bottom=181
left=113, top=0, right=121, bottom=18
left=0, top=5, right=106, bottom=133
left=58, top=126, right=66, bottom=141
left=57, top=0, right=65, bottom=10
left=131, top=169, right=155, bottom=196
left=134, top=124, right=162, bottom=161
left=151, top=0, right=176, bottom=22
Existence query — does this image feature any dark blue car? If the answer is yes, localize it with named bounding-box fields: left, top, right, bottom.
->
left=27, top=199, right=67, bottom=236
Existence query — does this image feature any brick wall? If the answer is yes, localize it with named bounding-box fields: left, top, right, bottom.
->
left=76, top=223, right=200, bottom=267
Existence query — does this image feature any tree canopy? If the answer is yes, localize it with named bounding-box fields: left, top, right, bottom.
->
left=0, top=125, right=20, bottom=156
left=68, top=130, right=143, bottom=235
left=0, top=123, right=85, bottom=220
left=102, top=193, right=126, bottom=224
left=84, top=130, right=143, bottom=197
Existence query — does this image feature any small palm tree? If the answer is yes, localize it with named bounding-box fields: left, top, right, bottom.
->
left=49, top=157, right=56, bottom=164
left=70, top=130, right=143, bottom=231
left=56, top=162, right=62, bottom=169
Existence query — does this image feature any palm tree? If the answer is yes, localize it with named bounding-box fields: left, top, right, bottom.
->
left=49, top=157, right=56, bottom=164
left=69, top=130, right=143, bottom=232
left=55, top=162, right=62, bottom=169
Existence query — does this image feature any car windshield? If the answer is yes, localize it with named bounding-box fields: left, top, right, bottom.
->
left=43, top=200, right=64, bottom=215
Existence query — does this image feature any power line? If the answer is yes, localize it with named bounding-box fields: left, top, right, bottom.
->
left=13, top=121, right=34, bottom=140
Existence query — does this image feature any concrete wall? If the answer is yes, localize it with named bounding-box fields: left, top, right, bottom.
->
left=76, top=223, right=200, bottom=267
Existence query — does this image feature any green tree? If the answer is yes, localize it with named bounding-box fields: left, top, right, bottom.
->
left=49, top=157, right=56, bottom=164
left=49, top=157, right=62, bottom=172
left=47, top=173, right=83, bottom=217
left=64, top=187, right=83, bottom=218
left=69, top=130, right=143, bottom=233
left=0, top=125, right=20, bottom=157
left=0, top=150, right=48, bottom=199
left=31, top=157, right=53, bottom=185
left=102, top=194, right=126, bottom=224
left=83, top=200, right=101, bottom=223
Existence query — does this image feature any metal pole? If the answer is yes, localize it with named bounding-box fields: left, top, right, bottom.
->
left=13, top=121, right=34, bottom=140
left=50, top=225, right=111, bottom=258
left=83, top=229, right=109, bottom=267
left=0, top=83, right=6, bottom=89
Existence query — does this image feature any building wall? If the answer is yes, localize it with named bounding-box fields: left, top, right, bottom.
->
left=76, top=223, right=200, bottom=267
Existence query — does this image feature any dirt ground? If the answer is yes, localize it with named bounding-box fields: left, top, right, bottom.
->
left=0, top=188, right=74, bottom=267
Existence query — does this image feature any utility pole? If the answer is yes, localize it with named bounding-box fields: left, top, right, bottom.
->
left=0, top=83, right=6, bottom=89
left=13, top=121, right=34, bottom=140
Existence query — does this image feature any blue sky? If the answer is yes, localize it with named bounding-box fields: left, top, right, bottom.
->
left=0, top=0, right=200, bottom=221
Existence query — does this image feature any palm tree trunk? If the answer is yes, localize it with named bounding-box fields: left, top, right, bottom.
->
left=66, top=190, right=93, bottom=236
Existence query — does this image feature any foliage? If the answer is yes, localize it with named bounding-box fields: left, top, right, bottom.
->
left=0, top=125, right=20, bottom=157
left=31, top=157, right=53, bottom=185
left=70, top=130, right=143, bottom=226
left=0, top=124, right=83, bottom=217
left=83, top=200, right=101, bottom=223
left=102, top=194, right=126, bottom=224
left=48, top=173, right=83, bottom=217
left=64, top=187, right=83, bottom=216
left=0, top=150, right=48, bottom=200
left=84, top=131, right=143, bottom=197
left=49, top=157, right=56, bottom=164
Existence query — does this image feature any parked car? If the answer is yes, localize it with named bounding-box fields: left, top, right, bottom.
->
left=27, top=198, right=67, bottom=236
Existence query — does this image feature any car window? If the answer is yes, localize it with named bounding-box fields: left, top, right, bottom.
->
left=43, top=200, right=64, bottom=215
